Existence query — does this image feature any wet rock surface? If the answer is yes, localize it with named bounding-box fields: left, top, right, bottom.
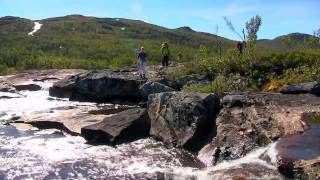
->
left=17, top=105, right=107, bottom=135
left=148, top=92, right=220, bottom=152
left=201, top=93, right=320, bottom=165
left=0, top=79, right=17, bottom=93
left=3, top=69, right=86, bottom=85
left=81, top=108, right=150, bottom=145
left=0, top=126, right=205, bottom=180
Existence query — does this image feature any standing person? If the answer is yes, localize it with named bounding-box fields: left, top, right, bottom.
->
left=161, top=42, right=170, bottom=68
left=236, top=41, right=244, bottom=54
left=137, top=47, right=147, bottom=79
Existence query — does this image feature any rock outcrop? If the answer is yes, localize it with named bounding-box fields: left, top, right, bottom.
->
left=0, top=79, right=17, bottom=93
left=148, top=92, right=220, bottom=152
left=140, top=82, right=175, bottom=100
left=280, top=81, right=317, bottom=94
left=81, top=108, right=150, bottom=145
left=200, top=93, right=320, bottom=165
left=49, top=70, right=146, bottom=102
left=280, top=81, right=320, bottom=96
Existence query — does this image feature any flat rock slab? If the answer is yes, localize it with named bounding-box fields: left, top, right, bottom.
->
left=3, top=69, right=86, bottom=85
left=17, top=106, right=107, bottom=135
left=81, top=108, right=150, bottom=145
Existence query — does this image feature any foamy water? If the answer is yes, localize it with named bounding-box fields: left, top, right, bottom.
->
left=0, top=82, right=95, bottom=123
left=0, top=81, right=283, bottom=179
left=28, top=22, right=43, bottom=36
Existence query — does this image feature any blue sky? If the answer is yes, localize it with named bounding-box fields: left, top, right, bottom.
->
left=0, top=0, right=319, bottom=40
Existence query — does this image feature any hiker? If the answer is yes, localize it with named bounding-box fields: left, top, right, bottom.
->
left=161, top=42, right=170, bottom=68
left=137, top=46, right=147, bottom=79
left=236, top=41, right=244, bottom=54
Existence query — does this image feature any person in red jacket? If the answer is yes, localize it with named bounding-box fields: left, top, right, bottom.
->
left=236, top=41, right=244, bottom=54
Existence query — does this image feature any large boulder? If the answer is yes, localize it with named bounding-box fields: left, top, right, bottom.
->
left=280, top=81, right=317, bottom=94
left=49, top=70, right=145, bottom=102
left=148, top=92, right=220, bottom=152
left=140, top=82, right=175, bottom=100
left=199, top=93, right=320, bottom=165
left=274, top=112, right=320, bottom=179
left=81, top=108, right=150, bottom=145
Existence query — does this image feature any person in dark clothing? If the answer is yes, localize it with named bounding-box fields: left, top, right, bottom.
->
left=161, top=42, right=170, bottom=68
left=236, top=41, right=244, bottom=54
left=137, top=47, right=147, bottom=79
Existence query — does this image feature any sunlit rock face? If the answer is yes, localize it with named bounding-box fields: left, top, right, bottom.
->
left=200, top=92, right=320, bottom=166
left=81, top=108, right=150, bottom=145
left=49, top=70, right=145, bottom=102
left=148, top=92, right=220, bottom=152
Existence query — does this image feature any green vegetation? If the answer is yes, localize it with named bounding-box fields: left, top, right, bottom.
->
left=175, top=16, right=320, bottom=94
left=0, top=15, right=319, bottom=95
left=0, top=15, right=234, bottom=75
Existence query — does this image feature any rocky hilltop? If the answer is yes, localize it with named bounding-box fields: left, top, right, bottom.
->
left=1, top=68, right=320, bottom=179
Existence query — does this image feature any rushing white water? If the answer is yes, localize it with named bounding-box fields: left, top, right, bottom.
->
left=0, top=81, right=283, bottom=179
left=0, top=82, right=95, bottom=122
left=28, top=22, right=43, bottom=36
left=0, top=126, right=205, bottom=179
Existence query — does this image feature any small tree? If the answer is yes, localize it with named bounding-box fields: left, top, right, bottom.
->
left=314, top=28, right=320, bottom=44
left=223, top=15, right=262, bottom=72
left=223, top=17, right=244, bottom=41
left=245, top=15, right=262, bottom=43
left=224, top=15, right=262, bottom=45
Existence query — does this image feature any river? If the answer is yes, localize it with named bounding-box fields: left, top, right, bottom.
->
left=0, top=82, right=285, bottom=179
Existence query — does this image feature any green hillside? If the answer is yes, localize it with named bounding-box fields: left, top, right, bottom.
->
left=0, top=15, right=236, bottom=72
left=0, top=15, right=318, bottom=75
left=257, top=33, right=320, bottom=51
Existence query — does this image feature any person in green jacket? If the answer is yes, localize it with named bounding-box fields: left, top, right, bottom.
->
left=161, top=42, right=170, bottom=68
